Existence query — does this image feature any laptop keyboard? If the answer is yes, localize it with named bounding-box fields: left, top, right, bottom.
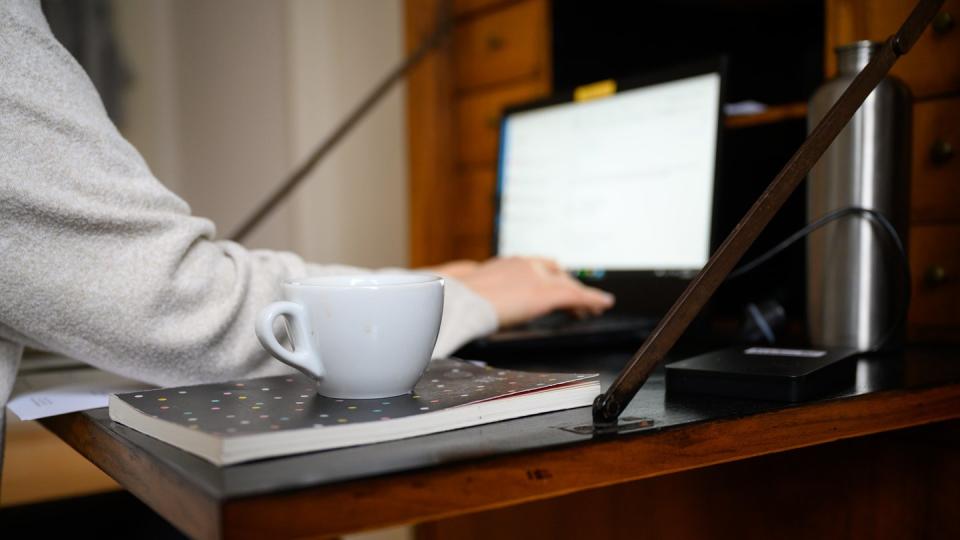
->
left=487, top=312, right=656, bottom=343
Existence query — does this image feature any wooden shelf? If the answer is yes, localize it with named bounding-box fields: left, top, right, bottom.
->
left=725, top=102, right=808, bottom=129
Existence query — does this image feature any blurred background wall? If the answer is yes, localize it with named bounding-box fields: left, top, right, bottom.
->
left=111, top=0, right=409, bottom=268
left=2, top=0, right=412, bottom=514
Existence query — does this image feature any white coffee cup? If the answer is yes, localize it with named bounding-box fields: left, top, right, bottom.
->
left=255, top=273, right=444, bottom=399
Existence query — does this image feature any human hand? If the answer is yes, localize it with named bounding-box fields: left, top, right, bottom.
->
left=452, top=257, right=615, bottom=328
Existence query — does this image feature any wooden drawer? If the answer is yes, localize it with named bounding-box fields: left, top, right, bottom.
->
left=450, top=167, right=497, bottom=240
left=452, top=233, right=495, bottom=260
left=893, top=0, right=960, bottom=98
left=449, top=167, right=496, bottom=259
left=454, top=0, right=550, bottom=91
left=887, top=0, right=960, bottom=97
left=827, top=0, right=960, bottom=98
left=911, top=97, right=960, bottom=223
left=454, top=0, right=514, bottom=15
left=908, top=224, right=960, bottom=342
left=456, top=78, right=549, bottom=166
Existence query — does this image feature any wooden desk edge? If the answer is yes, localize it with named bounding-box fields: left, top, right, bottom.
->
left=43, top=382, right=960, bottom=540
left=40, top=413, right=222, bottom=539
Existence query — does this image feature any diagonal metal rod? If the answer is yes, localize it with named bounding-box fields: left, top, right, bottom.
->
left=593, top=0, right=946, bottom=426
left=229, top=1, right=453, bottom=243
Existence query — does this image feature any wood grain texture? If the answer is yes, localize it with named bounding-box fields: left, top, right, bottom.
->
left=908, top=225, right=960, bottom=341
left=826, top=0, right=960, bottom=98
left=455, top=78, right=549, bottom=166
left=449, top=167, right=496, bottom=259
left=407, top=0, right=458, bottom=266
left=39, top=414, right=221, bottom=540
left=724, top=102, right=808, bottom=129
left=453, top=0, right=517, bottom=16
left=911, top=97, right=960, bottom=223
left=407, top=0, right=551, bottom=265
left=218, top=382, right=960, bottom=539
left=416, top=422, right=960, bottom=540
left=454, top=0, right=550, bottom=92
left=451, top=167, right=496, bottom=246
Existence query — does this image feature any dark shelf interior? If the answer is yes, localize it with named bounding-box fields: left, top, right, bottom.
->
left=550, top=0, right=825, bottom=345
left=551, top=0, right=824, bottom=105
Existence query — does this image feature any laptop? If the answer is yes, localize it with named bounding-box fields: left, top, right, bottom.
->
left=473, top=59, right=726, bottom=350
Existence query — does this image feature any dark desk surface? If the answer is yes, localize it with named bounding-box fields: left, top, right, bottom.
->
left=42, top=347, right=960, bottom=540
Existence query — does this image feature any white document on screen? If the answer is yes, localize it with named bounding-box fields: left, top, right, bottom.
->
left=498, top=72, right=721, bottom=271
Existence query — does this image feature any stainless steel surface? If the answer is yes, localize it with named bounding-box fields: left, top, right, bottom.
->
left=807, top=41, right=912, bottom=350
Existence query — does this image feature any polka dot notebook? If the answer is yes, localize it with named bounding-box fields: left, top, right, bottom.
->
left=109, top=358, right=600, bottom=466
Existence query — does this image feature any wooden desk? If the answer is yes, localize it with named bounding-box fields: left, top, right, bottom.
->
left=41, top=347, right=960, bottom=539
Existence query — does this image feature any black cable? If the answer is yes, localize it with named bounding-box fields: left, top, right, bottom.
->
left=727, top=206, right=911, bottom=352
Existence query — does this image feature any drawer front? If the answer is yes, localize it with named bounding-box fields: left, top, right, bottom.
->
left=892, top=0, right=960, bottom=98
left=454, top=0, right=550, bottom=91
left=827, top=0, right=960, bottom=98
left=452, top=233, right=495, bottom=260
left=908, top=225, right=960, bottom=341
left=912, top=97, right=960, bottom=223
left=456, top=79, right=550, bottom=166
left=886, top=0, right=960, bottom=97
left=454, top=0, right=513, bottom=15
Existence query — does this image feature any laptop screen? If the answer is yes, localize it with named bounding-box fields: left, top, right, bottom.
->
left=496, top=71, right=722, bottom=273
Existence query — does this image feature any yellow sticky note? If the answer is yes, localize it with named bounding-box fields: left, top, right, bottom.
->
left=574, top=79, right=617, bottom=102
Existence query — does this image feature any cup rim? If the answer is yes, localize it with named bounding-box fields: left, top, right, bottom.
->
left=284, top=272, right=443, bottom=289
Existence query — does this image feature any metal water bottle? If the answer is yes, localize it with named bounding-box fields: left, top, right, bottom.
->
left=806, top=41, right=911, bottom=350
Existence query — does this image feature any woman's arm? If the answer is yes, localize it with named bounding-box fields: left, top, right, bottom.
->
left=0, top=2, right=612, bottom=389
left=0, top=1, right=496, bottom=385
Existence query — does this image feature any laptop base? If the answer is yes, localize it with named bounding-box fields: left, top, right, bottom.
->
left=465, top=313, right=655, bottom=352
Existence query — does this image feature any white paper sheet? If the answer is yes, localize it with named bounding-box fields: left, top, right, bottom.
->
left=7, top=367, right=148, bottom=421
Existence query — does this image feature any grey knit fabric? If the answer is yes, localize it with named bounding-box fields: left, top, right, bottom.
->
left=0, top=0, right=496, bottom=470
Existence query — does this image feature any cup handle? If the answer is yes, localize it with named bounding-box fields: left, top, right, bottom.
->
left=255, top=301, right=325, bottom=380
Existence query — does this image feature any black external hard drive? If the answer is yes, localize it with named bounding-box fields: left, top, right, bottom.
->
left=665, top=346, right=861, bottom=402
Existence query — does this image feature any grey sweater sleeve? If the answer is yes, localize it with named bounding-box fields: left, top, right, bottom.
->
left=0, top=0, right=496, bottom=392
